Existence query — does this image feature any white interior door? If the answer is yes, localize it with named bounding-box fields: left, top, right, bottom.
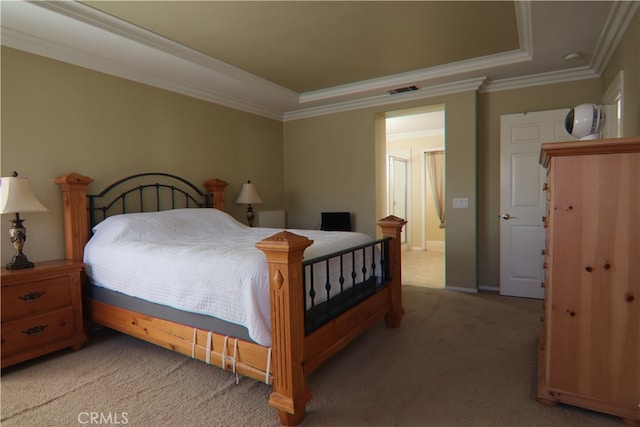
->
left=499, top=109, right=575, bottom=298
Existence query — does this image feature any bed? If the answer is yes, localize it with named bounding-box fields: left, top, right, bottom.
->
left=55, top=172, right=406, bottom=426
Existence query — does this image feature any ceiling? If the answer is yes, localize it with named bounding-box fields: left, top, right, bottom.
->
left=81, top=1, right=521, bottom=94
left=386, top=111, right=445, bottom=140
left=2, top=1, right=638, bottom=121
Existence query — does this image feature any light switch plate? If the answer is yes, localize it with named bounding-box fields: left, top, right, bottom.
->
left=453, top=197, right=468, bottom=208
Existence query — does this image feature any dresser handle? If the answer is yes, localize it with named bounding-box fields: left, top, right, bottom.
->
left=22, top=325, right=48, bottom=336
left=18, top=291, right=45, bottom=302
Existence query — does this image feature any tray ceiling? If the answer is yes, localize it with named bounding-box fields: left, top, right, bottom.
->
left=2, top=1, right=637, bottom=120
left=83, top=1, right=520, bottom=94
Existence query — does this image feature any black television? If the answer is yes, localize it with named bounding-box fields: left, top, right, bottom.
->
left=321, top=212, right=352, bottom=232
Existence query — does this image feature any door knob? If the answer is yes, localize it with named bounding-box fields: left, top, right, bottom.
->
left=499, top=213, right=516, bottom=220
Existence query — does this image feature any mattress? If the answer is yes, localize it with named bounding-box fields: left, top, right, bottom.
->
left=83, top=208, right=376, bottom=347
left=87, top=285, right=254, bottom=343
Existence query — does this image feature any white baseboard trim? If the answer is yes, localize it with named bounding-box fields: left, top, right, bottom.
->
left=445, top=286, right=478, bottom=294
left=427, top=240, right=445, bottom=249
left=479, top=286, right=499, bottom=292
left=410, top=246, right=426, bottom=251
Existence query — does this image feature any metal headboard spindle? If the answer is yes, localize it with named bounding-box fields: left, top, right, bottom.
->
left=87, top=173, right=213, bottom=231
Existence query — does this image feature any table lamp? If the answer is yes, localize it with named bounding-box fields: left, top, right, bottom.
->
left=235, top=180, right=263, bottom=226
left=0, top=172, right=49, bottom=270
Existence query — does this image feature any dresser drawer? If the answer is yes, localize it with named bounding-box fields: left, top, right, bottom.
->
left=1, top=308, right=76, bottom=357
left=1, top=276, right=72, bottom=321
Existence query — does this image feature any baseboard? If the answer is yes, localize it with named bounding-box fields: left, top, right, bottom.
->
left=445, top=286, right=478, bottom=294
left=426, top=240, right=445, bottom=249
left=479, top=286, right=499, bottom=292
left=409, top=241, right=444, bottom=252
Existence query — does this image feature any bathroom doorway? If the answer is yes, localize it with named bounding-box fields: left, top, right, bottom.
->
left=385, top=106, right=445, bottom=288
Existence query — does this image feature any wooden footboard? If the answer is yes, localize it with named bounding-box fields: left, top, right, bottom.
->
left=255, top=216, right=405, bottom=425
left=56, top=172, right=406, bottom=426
left=89, top=299, right=273, bottom=383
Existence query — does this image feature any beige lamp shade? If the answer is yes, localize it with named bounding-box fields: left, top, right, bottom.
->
left=0, top=176, right=49, bottom=214
left=235, top=181, right=263, bottom=205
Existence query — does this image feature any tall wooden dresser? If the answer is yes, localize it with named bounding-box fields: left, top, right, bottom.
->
left=537, top=137, right=639, bottom=424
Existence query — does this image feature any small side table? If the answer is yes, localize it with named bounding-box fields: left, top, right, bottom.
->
left=1, top=260, right=86, bottom=368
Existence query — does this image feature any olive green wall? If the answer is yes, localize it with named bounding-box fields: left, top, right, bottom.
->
left=284, top=10, right=638, bottom=292
left=3, top=7, right=637, bottom=291
left=284, top=91, right=478, bottom=291
left=1, top=47, right=284, bottom=265
left=282, top=110, right=377, bottom=232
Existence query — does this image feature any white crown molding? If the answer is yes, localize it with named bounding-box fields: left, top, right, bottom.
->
left=1, top=0, right=635, bottom=121
left=590, top=0, right=640, bottom=74
left=481, top=66, right=600, bottom=93
left=514, top=0, right=533, bottom=56
left=36, top=1, right=299, bottom=99
left=298, top=50, right=530, bottom=105
left=483, top=0, right=634, bottom=94
left=284, top=77, right=487, bottom=122
left=2, top=26, right=288, bottom=121
left=1, top=0, right=296, bottom=120
left=299, top=1, right=534, bottom=105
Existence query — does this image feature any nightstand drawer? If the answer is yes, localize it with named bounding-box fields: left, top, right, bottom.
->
left=1, top=260, right=86, bottom=367
left=1, top=276, right=72, bottom=321
left=1, top=308, right=75, bottom=357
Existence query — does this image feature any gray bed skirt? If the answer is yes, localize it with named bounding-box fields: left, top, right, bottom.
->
left=86, top=285, right=256, bottom=344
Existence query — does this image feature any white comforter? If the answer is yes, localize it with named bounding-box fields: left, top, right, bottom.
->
left=83, top=208, right=374, bottom=347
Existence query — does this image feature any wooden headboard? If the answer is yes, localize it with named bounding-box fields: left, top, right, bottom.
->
left=55, top=172, right=228, bottom=262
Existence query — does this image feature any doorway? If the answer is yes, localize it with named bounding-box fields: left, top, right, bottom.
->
left=386, top=107, right=445, bottom=288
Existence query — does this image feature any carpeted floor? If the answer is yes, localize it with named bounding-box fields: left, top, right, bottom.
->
left=1, top=286, right=621, bottom=427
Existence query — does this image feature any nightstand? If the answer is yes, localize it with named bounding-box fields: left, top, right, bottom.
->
left=1, top=260, right=86, bottom=368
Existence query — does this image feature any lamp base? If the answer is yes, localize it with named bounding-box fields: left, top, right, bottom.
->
left=246, top=204, right=255, bottom=227
left=6, top=212, right=35, bottom=269
left=7, top=252, right=35, bottom=270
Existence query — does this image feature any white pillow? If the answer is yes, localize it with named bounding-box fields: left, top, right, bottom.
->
left=91, top=208, right=247, bottom=243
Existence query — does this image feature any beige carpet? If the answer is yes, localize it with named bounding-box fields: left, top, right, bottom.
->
left=1, top=287, right=620, bottom=427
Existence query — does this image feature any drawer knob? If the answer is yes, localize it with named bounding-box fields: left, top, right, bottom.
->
left=22, top=325, right=48, bottom=336
left=18, top=291, right=45, bottom=302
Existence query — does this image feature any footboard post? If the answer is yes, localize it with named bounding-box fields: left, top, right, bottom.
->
left=377, top=215, right=407, bottom=328
left=256, top=231, right=313, bottom=426
left=54, top=172, right=94, bottom=262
